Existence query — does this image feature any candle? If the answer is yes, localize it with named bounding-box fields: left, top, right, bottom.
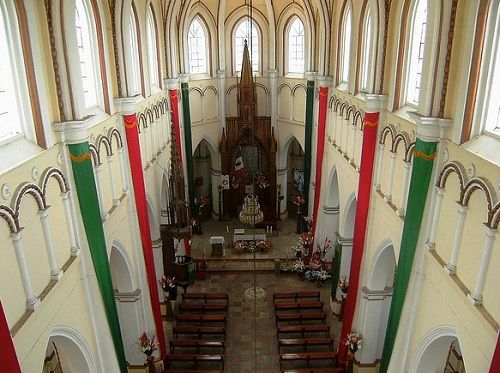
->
left=227, top=225, right=229, bottom=233
left=271, top=226, right=273, bottom=234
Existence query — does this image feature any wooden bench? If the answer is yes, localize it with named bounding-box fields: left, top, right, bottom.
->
left=173, top=326, right=226, bottom=340
left=169, top=339, right=225, bottom=353
left=275, top=312, right=327, bottom=326
left=281, top=368, right=344, bottom=373
left=278, top=338, right=334, bottom=353
left=273, top=292, right=321, bottom=303
left=277, top=324, right=330, bottom=339
left=279, top=352, right=338, bottom=369
left=176, top=314, right=227, bottom=326
left=180, top=303, right=228, bottom=313
left=275, top=302, right=324, bottom=312
left=164, top=354, right=224, bottom=370
left=182, top=292, right=229, bottom=304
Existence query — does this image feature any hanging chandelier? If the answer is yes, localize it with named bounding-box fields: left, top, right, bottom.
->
left=239, top=193, right=263, bottom=225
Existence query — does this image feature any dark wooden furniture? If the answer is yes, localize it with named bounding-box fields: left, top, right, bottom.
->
left=182, top=292, right=229, bottom=304
left=278, top=338, right=334, bottom=353
left=275, top=312, right=327, bottom=326
left=273, top=292, right=321, bottom=303
left=169, top=339, right=225, bottom=354
left=275, top=302, right=324, bottom=312
left=179, top=303, right=228, bottom=313
left=163, top=354, right=224, bottom=370
left=279, top=352, right=338, bottom=369
left=172, top=326, right=226, bottom=340
left=281, top=368, right=345, bottom=373
left=176, top=314, right=227, bottom=327
left=277, top=324, right=330, bottom=339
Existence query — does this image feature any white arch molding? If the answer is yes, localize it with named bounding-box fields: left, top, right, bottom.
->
left=146, top=193, right=159, bottom=240
left=342, top=192, right=357, bottom=238
left=48, top=325, right=98, bottom=373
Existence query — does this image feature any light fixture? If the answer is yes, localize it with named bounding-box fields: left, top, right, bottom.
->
left=239, top=193, right=264, bottom=226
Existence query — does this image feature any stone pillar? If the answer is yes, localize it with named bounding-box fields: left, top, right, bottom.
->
left=217, top=69, right=227, bottom=135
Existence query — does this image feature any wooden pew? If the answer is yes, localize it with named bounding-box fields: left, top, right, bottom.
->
left=169, top=339, right=225, bottom=354
left=278, top=338, right=334, bottom=353
left=179, top=303, right=228, bottom=313
left=275, top=301, right=324, bottom=312
left=275, top=312, right=327, bottom=326
left=277, top=324, right=330, bottom=339
left=182, top=292, right=229, bottom=304
left=176, top=314, right=227, bottom=327
left=163, top=354, right=224, bottom=370
left=281, top=368, right=344, bottom=373
left=173, top=326, right=226, bottom=340
left=273, top=292, right=321, bottom=303
left=279, top=352, right=338, bottom=369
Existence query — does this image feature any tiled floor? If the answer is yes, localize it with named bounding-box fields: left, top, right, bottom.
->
left=164, top=272, right=341, bottom=373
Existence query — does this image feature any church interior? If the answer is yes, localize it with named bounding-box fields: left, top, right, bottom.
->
left=1, top=0, right=500, bottom=372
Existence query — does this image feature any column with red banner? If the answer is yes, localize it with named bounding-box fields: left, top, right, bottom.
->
left=117, top=97, right=166, bottom=356
left=490, top=334, right=500, bottom=372
left=311, top=76, right=332, bottom=252
left=338, top=94, right=388, bottom=361
left=0, top=299, right=21, bottom=373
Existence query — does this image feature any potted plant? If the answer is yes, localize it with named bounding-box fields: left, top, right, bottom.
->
left=137, top=332, right=158, bottom=362
left=159, top=275, right=177, bottom=300
left=344, top=331, right=363, bottom=373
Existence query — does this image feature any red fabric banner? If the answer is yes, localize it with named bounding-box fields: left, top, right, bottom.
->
left=123, top=114, right=166, bottom=355
left=490, top=334, right=500, bottom=372
left=0, top=300, right=21, bottom=373
left=169, top=89, right=183, bottom=165
left=310, top=86, right=329, bottom=254
left=338, top=112, right=380, bottom=361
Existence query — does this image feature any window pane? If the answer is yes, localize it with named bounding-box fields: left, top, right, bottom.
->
left=147, top=8, right=159, bottom=87
left=360, top=11, right=373, bottom=92
left=188, top=18, right=207, bottom=74
left=128, top=9, right=141, bottom=95
left=484, top=41, right=500, bottom=134
left=341, top=8, right=352, bottom=83
left=288, top=18, right=305, bottom=73
left=75, top=0, right=98, bottom=108
left=406, top=0, right=427, bottom=105
left=0, top=7, right=23, bottom=141
left=234, top=18, right=259, bottom=73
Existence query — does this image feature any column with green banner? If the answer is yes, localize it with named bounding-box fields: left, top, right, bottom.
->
left=379, top=137, right=438, bottom=373
left=302, top=72, right=316, bottom=230
left=180, top=74, right=196, bottom=216
left=68, top=141, right=128, bottom=373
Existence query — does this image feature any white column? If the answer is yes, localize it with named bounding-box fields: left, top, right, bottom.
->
left=117, top=147, right=129, bottom=194
left=469, top=227, right=497, bottom=305
left=397, top=161, right=412, bottom=216
left=217, top=70, right=227, bottom=134
left=39, top=208, right=63, bottom=281
left=385, top=152, right=397, bottom=202
left=445, top=204, right=467, bottom=274
left=107, top=156, right=119, bottom=206
left=351, top=123, right=357, bottom=163
left=94, top=165, right=108, bottom=220
left=210, top=169, right=220, bottom=217
left=61, top=191, right=80, bottom=256
left=337, top=112, right=343, bottom=150
left=426, top=187, right=444, bottom=250
left=12, top=232, right=40, bottom=310
left=269, top=69, right=278, bottom=129
left=143, top=125, right=151, bottom=166
left=374, top=143, right=385, bottom=191
left=277, top=168, right=288, bottom=216
left=344, top=115, right=350, bottom=155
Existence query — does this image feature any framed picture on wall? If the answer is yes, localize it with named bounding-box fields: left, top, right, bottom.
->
left=293, top=169, right=305, bottom=193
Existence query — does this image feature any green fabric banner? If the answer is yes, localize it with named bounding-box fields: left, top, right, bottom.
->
left=181, top=82, right=196, bottom=216
left=302, top=79, right=315, bottom=230
left=68, top=142, right=128, bottom=373
left=331, top=241, right=342, bottom=300
left=379, top=139, right=437, bottom=373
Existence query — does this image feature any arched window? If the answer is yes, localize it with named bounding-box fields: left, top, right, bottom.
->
left=0, top=0, right=33, bottom=143
left=339, top=7, right=352, bottom=84
left=75, top=0, right=100, bottom=109
left=188, top=18, right=208, bottom=74
left=234, top=17, right=259, bottom=73
left=146, top=5, right=159, bottom=89
left=360, top=8, right=374, bottom=92
left=404, top=0, right=427, bottom=106
left=128, top=7, right=142, bottom=96
left=287, top=17, right=305, bottom=74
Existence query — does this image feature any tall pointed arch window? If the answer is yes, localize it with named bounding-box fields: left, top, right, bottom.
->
left=339, top=7, right=352, bottom=84
left=146, top=5, right=159, bottom=89
left=75, top=0, right=101, bottom=109
left=188, top=18, right=208, bottom=74
left=287, top=17, right=305, bottom=73
left=404, top=0, right=427, bottom=106
left=128, top=7, right=142, bottom=96
left=360, top=8, right=374, bottom=92
left=234, top=17, right=259, bottom=73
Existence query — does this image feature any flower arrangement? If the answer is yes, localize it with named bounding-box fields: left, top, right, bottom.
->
left=190, top=217, right=198, bottom=227
left=195, top=195, right=209, bottom=207
left=317, top=270, right=332, bottom=281
left=256, top=240, right=272, bottom=251
left=257, top=174, right=270, bottom=189
left=299, top=231, right=314, bottom=247
left=159, top=276, right=176, bottom=290
left=293, top=194, right=306, bottom=206
left=317, top=238, right=333, bottom=255
left=293, top=259, right=305, bottom=273
left=345, top=331, right=363, bottom=353
left=137, top=332, right=158, bottom=356
left=338, top=275, right=349, bottom=294
left=303, top=216, right=314, bottom=229
left=234, top=240, right=247, bottom=252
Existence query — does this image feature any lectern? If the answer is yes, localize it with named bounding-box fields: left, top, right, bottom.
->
left=209, top=236, right=225, bottom=258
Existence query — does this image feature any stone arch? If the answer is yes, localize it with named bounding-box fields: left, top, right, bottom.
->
left=342, top=193, right=357, bottom=238
left=109, top=241, right=135, bottom=292
left=46, top=325, right=98, bottom=373
left=279, top=134, right=304, bottom=169
left=369, top=238, right=396, bottom=290
left=146, top=194, right=159, bottom=241
left=327, top=167, right=340, bottom=207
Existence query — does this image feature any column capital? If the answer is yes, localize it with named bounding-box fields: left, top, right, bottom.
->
left=317, top=76, right=334, bottom=87
left=364, top=94, right=388, bottom=112
left=54, top=117, right=92, bottom=144
left=166, top=78, right=180, bottom=90
left=408, top=112, right=452, bottom=142
left=268, top=69, right=278, bottom=78
left=216, top=69, right=227, bottom=78
left=179, top=74, right=189, bottom=83
left=305, top=71, right=317, bottom=81
left=114, top=96, right=143, bottom=115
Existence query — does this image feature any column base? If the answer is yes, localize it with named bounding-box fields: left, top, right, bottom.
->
left=425, top=241, right=435, bottom=250
left=71, top=246, right=81, bottom=256
left=27, top=297, right=41, bottom=310
left=467, top=292, right=482, bottom=306
left=444, top=263, right=456, bottom=275
left=396, top=208, right=405, bottom=217
left=51, top=270, right=64, bottom=281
